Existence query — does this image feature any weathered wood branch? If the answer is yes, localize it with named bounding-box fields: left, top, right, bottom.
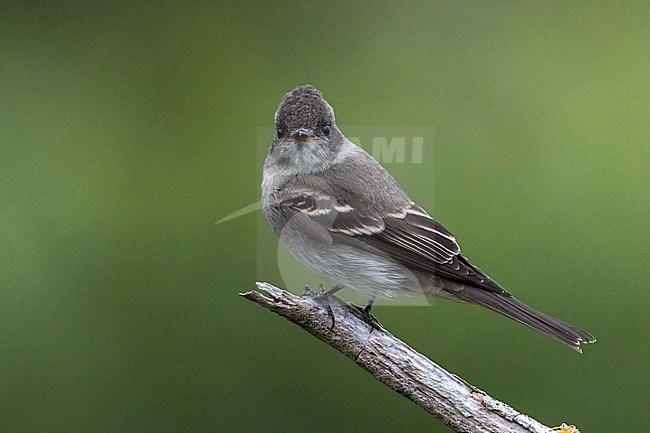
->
left=241, top=282, right=569, bottom=433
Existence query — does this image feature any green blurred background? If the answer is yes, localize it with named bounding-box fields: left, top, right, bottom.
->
left=1, top=1, right=648, bottom=432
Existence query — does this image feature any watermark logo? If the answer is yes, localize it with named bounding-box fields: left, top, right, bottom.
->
left=218, top=126, right=435, bottom=306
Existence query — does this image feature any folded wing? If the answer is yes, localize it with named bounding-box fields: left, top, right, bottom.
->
left=278, top=190, right=508, bottom=295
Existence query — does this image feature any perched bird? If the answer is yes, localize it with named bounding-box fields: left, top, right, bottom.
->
left=262, top=85, right=596, bottom=352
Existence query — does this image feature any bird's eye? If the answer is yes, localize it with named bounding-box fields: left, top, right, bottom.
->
left=276, top=126, right=285, bottom=138
left=323, top=124, right=331, bottom=136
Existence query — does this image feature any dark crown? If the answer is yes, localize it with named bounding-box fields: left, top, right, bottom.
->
left=276, top=85, right=333, bottom=131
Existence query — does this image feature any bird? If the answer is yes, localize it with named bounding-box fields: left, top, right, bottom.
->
left=261, top=84, right=596, bottom=352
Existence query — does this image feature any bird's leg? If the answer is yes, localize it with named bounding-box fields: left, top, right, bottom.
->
left=302, top=284, right=344, bottom=331
left=354, top=296, right=378, bottom=333
left=361, top=297, right=375, bottom=315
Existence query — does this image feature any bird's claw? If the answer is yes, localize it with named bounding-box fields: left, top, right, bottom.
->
left=353, top=303, right=380, bottom=333
left=301, top=284, right=342, bottom=330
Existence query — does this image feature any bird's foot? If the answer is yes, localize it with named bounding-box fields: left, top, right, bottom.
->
left=301, top=284, right=344, bottom=331
left=353, top=298, right=379, bottom=333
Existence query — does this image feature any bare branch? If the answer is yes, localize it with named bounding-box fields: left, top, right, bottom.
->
left=241, top=282, right=563, bottom=433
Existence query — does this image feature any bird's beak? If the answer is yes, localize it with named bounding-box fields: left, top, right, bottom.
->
left=291, top=128, right=314, bottom=142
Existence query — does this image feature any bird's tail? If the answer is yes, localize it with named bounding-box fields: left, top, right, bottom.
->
left=456, top=287, right=596, bottom=352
